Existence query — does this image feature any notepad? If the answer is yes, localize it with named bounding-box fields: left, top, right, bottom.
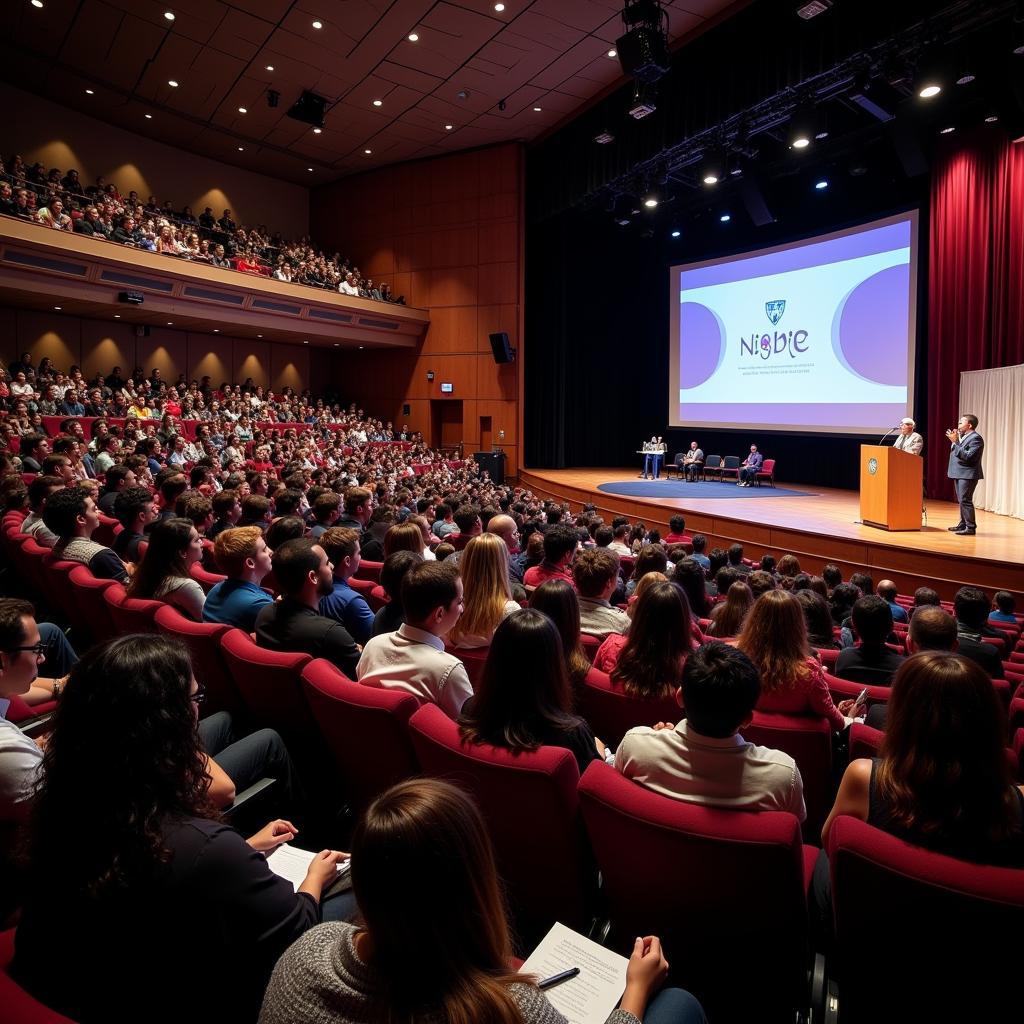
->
left=267, top=844, right=352, bottom=894
left=520, top=922, right=629, bottom=1024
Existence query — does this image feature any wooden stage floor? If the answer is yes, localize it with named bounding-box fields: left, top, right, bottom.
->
left=518, top=468, right=1024, bottom=599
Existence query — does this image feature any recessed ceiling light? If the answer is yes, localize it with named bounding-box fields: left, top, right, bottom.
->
left=720, top=213, right=731, bottom=222
left=312, top=19, right=322, bottom=29
left=53, top=305, right=61, bottom=310
left=168, top=79, right=179, bottom=87
left=313, top=127, right=322, bottom=134
left=167, top=321, right=173, bottom=325
left=85, top=89, right=94, bottom=95
left=145, top=113, right=153, bottom=119
left=303, top=340, right=309, bottom=344
left=238, top=146, right=244, bottom=151
left=940, top=125, right=956, bottom=134
left=364, top=148, right=372, bottom=154
left=257, top=334, right=263, bottom=339
left=307, top=166, right=314, bottom=171
left=533, top=106, right=542, bottom=112
left=408, top=32, right=419, bottom=42
left=334, top=343, right=339, bottom=347
left=31, top=0, right=44, bottom=8
left=445, top=124, right=453, bottom=130
left=238, top=106, right=247, bottom=114
left=671, top=230, right=680, bottom=238
left=494, top=3, right=505, bottom=11
left=359, top=346, right=364, bottom=350
left=643, top=197, right=658, bottom=208
left=607, top=49, right=617, bottom=58
left=373, top=99, right=383, bottom=107
left=164, top=10, right=175, bottom=21
left=815, top=179, right=829, bottom=190
left=703, top=173, right=719, bottom=185
left=918, top=84, right=941, bottom=99
left=792, top=136, right=810, bottom=149
left=114, top=314, right=121, bottom=318
left=213, top=328, right=219, bottom=332
left=265, top=65, right=274, bottom=72
left=985, top=114, right=999, bottom=123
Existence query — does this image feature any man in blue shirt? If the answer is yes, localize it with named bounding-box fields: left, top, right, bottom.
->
left=318, top=526, right=375, bottom=645
left=203, top=526, right=274, bottom=633
left=876, top=580, right=909, bottom=624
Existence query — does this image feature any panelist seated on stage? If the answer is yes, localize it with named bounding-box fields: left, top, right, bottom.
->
left=893, top=417, right=923, bottom=454
left=681, top=441, right=704, bottom=481
left=737, top=445, right=763, bottom=487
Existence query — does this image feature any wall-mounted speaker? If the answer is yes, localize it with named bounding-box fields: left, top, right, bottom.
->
left=488, top=331, right=515, bottom=364
left=134, top=325, right=151, bottom=337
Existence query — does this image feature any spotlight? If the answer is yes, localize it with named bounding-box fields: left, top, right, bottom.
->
left=364, top=148, right=372, bottom=154
left=31, top=0, right=44, bottom=7
left=494, top=3, right=505, bottom=11
left=168, top=79, right=179, bottom=87
left=789, top=106, right=818, bottom=149
left=815, top=178, right=829, bottom=189
left=238, top=146, right=244, bottom=151
left=940, top=125, right=956, bottom=134
left=313, top=127, right=322, bottom=134
left=607, top=49, right=617, bottom=58
left=85, top=89, right=94, bottom=95
left=594, top=130, right=615, bottom=144
left=701, top=152, right=723, bottom=185
left=533, top=106, right=542, bottom=112
left=720, top=213, right=731, bottom=222
left=643, top=196, right=658, bottom=208
left=265, top=65, right=274, bottom=71
left=445, top=124, right=453, bottom=130
left=919, top=83, right=941, bottom=99
left=671, top=230, right=680, bottom=237
left=145, top=113, right=153, bottom=119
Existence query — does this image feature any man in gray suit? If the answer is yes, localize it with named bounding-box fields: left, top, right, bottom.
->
left=681, top=440, right=704, bottom=481
left=946, top=414, right=984, bottom=535
left=893, top=417, right=923, bottom=455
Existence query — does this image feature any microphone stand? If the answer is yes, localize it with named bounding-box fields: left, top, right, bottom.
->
left=877, top=426, right=898, bottom=445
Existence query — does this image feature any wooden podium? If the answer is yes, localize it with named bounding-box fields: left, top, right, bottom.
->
left=860, top=445, right=923, bottom=531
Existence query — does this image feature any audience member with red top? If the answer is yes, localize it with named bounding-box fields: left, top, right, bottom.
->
left=736, top=590, right=855, bottom=731
left=664, top=514, right=691, bottom=546
left=523, top=523, right=578, bottom=589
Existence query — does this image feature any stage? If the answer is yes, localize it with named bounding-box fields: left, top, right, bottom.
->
left=518, top=468, right=1024, bottom=600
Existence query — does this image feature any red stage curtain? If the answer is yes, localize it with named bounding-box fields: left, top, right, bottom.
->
left=927, top=130, right=1024, bottom=498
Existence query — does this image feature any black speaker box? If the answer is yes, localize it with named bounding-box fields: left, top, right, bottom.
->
left=488, top=332, right=514, bottom=364
left=616, top=26, right=670, bottom=84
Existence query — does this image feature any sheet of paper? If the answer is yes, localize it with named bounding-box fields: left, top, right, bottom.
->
left=266, top=843, right=316, bottom=891
left=520, top=922, right=629, bottom=1024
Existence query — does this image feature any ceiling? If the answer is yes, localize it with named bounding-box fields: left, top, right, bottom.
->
left=4, top=0, right=741, bottom=185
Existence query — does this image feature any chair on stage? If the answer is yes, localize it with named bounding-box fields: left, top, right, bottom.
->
left=666, top=453, right=686, bottom=480
left=703, top=455, right=723, bottom=481
left=719, top=455, right=741, bottom=483
left=755, top=458, right=777, bottom=487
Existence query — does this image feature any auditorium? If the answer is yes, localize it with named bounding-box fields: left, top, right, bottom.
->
left=2, top=1, right=1024, bottom=1021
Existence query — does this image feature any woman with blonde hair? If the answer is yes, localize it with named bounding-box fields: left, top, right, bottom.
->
left=736, top=589, right=854, bottom=731
left=448, top=533, right=520, bottom=649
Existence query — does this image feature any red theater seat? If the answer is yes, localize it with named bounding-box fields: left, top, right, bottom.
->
left=0, top=930, right=77, bottom=1023
left=577, top=666, right=680, bottom=749
left=154, top=605, right=240, bottom=717
left=103, top=583, right=163, bottom=634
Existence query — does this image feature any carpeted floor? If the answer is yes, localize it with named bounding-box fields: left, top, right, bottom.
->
left=596, top=479, right=818, bottom=499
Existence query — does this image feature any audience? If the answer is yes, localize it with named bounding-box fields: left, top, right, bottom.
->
left=356, top=560, right=471, bottom=717
left=573, top=547, right=631, bottom=638
left=203, top=526, right=274, bottom=632
left=834, top=595, right=906, bottom=685
left=952, top=586, right=1005, bottom=678
left=259, top=778, right=702, bottom=1024
left=41, top=485, right=129, bottom=582
left=369, top=550, right=421, bottom=638
left=126, top=517, right=206, bottom=620
left=523, top=523, right=578, bottom=589
left=459, top=610, right=606, bottom=773
left=706, top=580, right=753, bottom=638
left=529, top=578, right=592, bottom=686
left=446, top=533, right=520, bottom=649
left=256, top=539, right=360, bottom=678
left=112, top=484, right=158, bottom=563
left=318, top=527, right=375, bottom=645
left=616, top=641, right=806, bottom=820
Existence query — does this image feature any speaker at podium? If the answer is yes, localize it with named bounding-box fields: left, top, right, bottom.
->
left=859, top=445, right=923, bottom=531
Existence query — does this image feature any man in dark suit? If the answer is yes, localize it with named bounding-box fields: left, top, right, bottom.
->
left=946, top=414, right=984, bottom=535
left=952, top=587, right=1004, bottom=679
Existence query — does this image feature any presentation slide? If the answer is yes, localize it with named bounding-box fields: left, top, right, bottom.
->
left=668, top=212, right=918, bottom=434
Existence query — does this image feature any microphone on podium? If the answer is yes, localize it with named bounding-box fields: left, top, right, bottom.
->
left=877, top=425, right=900, bottom=445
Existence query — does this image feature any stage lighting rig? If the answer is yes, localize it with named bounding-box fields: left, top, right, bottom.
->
left=616, top=1, right=670, bottom=85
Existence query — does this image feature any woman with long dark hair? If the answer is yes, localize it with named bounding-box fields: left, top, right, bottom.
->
left=459, top=609, right=604, bottom=771
left=529, top=578, right=592, bottom=686
left=126, top=516, right=206, bottom=619
left=595, top=581, right=695, bottom=699
left=13, top=634, right=347, bottom=1023
left=706, top=580, right=753, bottom=638
left=260, top=778, right=705, bottom=1024
left=822, top=652, right=1024, bottom=861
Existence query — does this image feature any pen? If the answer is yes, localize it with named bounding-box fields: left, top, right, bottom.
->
left=538, top=967, right=581, bottom=990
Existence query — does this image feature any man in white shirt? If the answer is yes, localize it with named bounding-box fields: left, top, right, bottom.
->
left=615, top=640, right=806, bottom=820
left=356, top=560, right=472, bottom=718
left=608, top=523, right=633, bottom=557
left=573, top=548, right=631, bottom=638
left=339, top=272, right=360, bottom=296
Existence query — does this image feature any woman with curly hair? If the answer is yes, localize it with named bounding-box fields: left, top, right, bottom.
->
left=13, top=634, right=348, bottom=1023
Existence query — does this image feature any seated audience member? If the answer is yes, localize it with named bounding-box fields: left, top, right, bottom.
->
left=688, top=533, right=710, bottom=571
left=203, top=526, right=274, bottom=632
left=256, top=539, right=360, bottom=678
left=20, top=475, right=63, bottom=548
left=126, top=517, right=207, bottom=620
left=318, top=526, right=375, bottom=645
left=572, top=548, right=631, bottom=638
left=260, top=777, right=700, bottom=1024
left=460, top=609, right=606, bottom=773
left=608, top=523, right=633, bottom=557
left=616, top=641, right=805, bottom=821
left=953, top=587, right=1005, bottom=678
left=876, top=579, right=909, bottom=623
left=990, top=590, right=1018, bottom=625
left=775, top=554, right=802, bottom=587
left=12, top=634, right=348, bottom=1023
left=97, top=464, right=135, bottom=516
left=523, top=523, right=578, bottom=589
left=208, top=487, right=242, bottom=540
left=382, top=521, right=425, bottom=558
left=626, top=543, right=669, bottom=597
left=485, top=513, right=524, bottom=583
left=595, top=581, right=695, bottom=699
left=829, top=581, right=861, bottom=629
left=746, top=570, right=777, bottom=601
left=356, top=560, right=471, bottom=717
left=371, top=550, right=421, bottom=638
left=864, top=606, right=959, bottom=730
left=447, top=534, right=520, bottom=649
left=239, top=494, right=272, bottom=531
left=737, top=590, right=854, bottom=731
left=265, top=514, right=306, bottom=550
left=358, top=505, right=395, bottom=562
left=529, top=579, right=592, bottom=686
left=669, top=558, right=711, bottom=625
left=822, top=651, right=1024, bottom=864
left=665, top=515, right=691, bottom=545
left=796, top=589, right=840, bottom=651
left=727, top=543, right=752, bottom=575
left=112, top=485, right=158, bottom=563
left=706, top=580, right=753, bottom=638
left=834, top=595, right=906, bottom=685
left=912, top=586, right=941, bottom=614
left=42, top=486, right=129, bottom=583
left=338, top=485, right=373, bottom=533
left=19, top=433, right=48, bottom=474
left=308, top=490, right=342, bottom=540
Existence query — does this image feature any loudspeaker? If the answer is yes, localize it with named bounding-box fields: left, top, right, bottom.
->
left=488, top=332, right=514, bottom=364
left=134, top=325, right=151, bottom=337
left=287, top=90, right=327, bottom=128
left=739, top=176, right=776, bottom=226
left=616, top=26, right=670, bottom=84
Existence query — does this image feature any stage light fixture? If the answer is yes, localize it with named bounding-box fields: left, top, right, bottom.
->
left=643, top=196, right=658, bottom=208
left=671, top=230, right=680, bottom=237
left=815, top=178, right=829, bottom=189
left=940, top=125, right=956, bottom=134
left=789, top=106, right=818, bottom=149
left=594, top=130, right=615, bottom=144
left=915, top=54, right=943, bottom=99
left=701, top=152, right=723, bottom=184
left=31, top=1, right=44, bottom=8
left=720, top=213, right=731, bottom=222
left=85, top=89, right=94, bottom=95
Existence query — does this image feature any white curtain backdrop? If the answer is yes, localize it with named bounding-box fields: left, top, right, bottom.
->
left=959, top=364, right=1024, bottom=520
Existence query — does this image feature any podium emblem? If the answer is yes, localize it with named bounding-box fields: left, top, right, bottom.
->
left=868, top=457, right=878, bottom=475
left=765, top=299, right=786, bottom=325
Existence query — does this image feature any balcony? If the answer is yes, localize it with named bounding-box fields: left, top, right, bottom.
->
left=0, top=217, right=429, bottom=350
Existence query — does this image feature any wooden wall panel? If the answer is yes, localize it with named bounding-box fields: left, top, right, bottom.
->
left=18, top=311, right=82, bottom=373
left=81, top=323, right=134, bottom=382
left=233, top=340, right=271, bottom=388
left=137, top=327, right=187, bottom=384
left=189, top=337, right=231, bottom=390
left=270, top=346, right=309, bottom=395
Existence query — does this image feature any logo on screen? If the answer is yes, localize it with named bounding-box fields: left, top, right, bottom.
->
left=765, top=300, right=786, bottom=325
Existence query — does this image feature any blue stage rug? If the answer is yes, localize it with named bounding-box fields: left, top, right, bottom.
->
left=596, top=480, right=818, bottom=499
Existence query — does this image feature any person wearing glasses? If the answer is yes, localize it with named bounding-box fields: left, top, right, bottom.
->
left=11, top=633, right=351, bottom=1023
